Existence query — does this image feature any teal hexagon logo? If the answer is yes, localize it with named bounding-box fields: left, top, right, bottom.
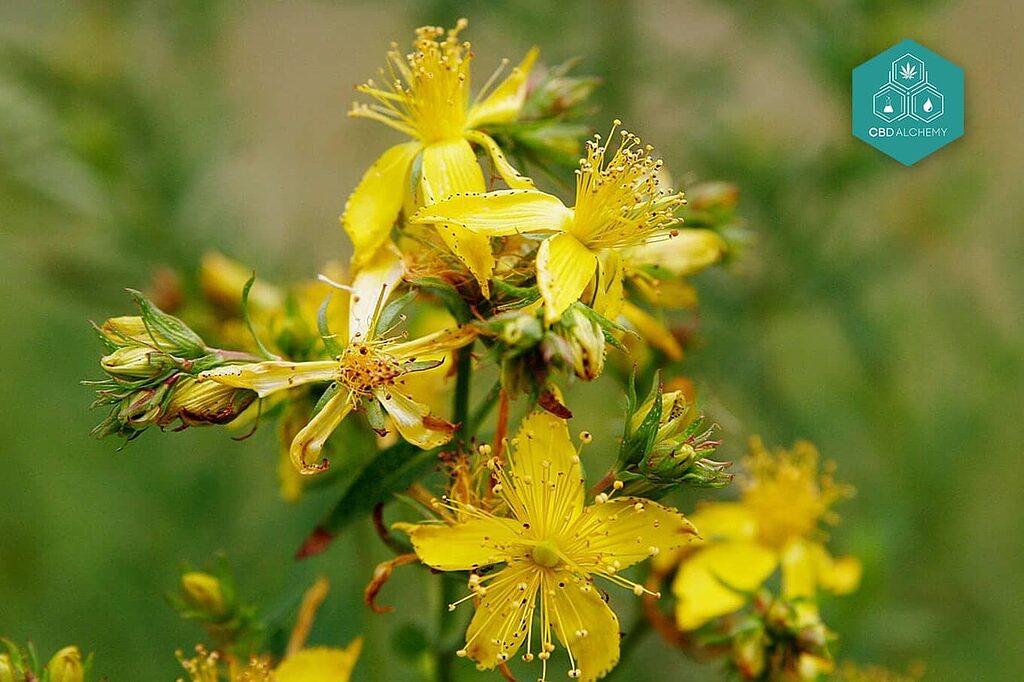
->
left=852, top=39, right=964, bottom=165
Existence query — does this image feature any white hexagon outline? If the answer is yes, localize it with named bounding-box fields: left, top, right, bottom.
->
left=890, top=52, right=926, bottom=92
left=910, top=85, right=944, bottom=123
left=873, top=84, right=907, bottom=123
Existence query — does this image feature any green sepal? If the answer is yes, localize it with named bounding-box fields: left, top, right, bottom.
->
left=127, top=289, right=206, bottom=357
left=317, top=293, right=344, bottom=356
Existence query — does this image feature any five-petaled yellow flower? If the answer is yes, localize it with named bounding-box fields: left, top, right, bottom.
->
left=412, top=120, right=686, bottom=324
left=397, top=409, right=696, bottom=681
left=200, top=249, right=476, bottom=474
left=344, top=19, right=538, bottom=293
left=668, top=438, right=862, bottom=630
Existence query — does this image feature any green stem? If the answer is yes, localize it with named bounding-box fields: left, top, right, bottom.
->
left=435, top=344, right=475, bottom=682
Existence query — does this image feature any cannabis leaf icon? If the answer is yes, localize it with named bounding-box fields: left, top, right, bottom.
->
left=900, top=62, right=918, bottom=80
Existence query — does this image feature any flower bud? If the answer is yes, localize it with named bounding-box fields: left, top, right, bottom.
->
left=685, top=181, right=739, bottom=213
left=101, top=346, right=178, bottom=379
left=732, top=628, right=766, bottom=679
left=46, top=646, right=84, bottom=682
left=548, top=307, right=605, bottom=381
left=0, top=654, right=15, bottom=682
left=181, top=571, right=228, bottom=618
left=165, top=377, right=257, bottom=428
left=618, top=379, right=731, bottom=497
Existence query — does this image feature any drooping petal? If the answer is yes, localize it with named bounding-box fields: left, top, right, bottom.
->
left=397, top=517, right=523, bottom=571
left=688, top=502, right=759, bottom=543
left=507, top=408, right=586, bottom=528
left=619, top=302, right=683, bottom=361
left=342, top=141, right=421, bottom=268
left=546, top=570, right=620, bottom=682
left=466, top=46, right=539, bottom=128
left=200, top=361, right=338, bottom=398
left=374, top=388, right=455, bottom=449
left=463, top=563, right=539, bottom=668
left=781, top=540, right=861, bottom=599
left=289, top=389, right=354, bottom=474
left=388, top=325, right=478, bottom=360
left=465, top=129, right=534, bottom=189
left=572, top=497, right=697, bottom=573
left=589, top=250, right=625, bottom=320
left=419, top=138, right=496, bottom=296
left=412, top=189, right=572, bottom=237
left=537, top=232, right=598, bottom=324
left=275, top=639, right=362, bottom=682
left=348, top=245, right=405, bottom=343
left=626, top=228, right=727, bottom=277
left=672, top=541, right=779, bottom=630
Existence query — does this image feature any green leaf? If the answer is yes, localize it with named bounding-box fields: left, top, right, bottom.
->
left=317, top=293, right=344, bottom=356
left=377, top=288, right=418, bottom=335
left=240, top=274, right=280, bottom=361
left=618, top=371, right=662, bottom=468
left=127, top=289, right=206, bottom=357
left=408, top=277, right=473, bottom=324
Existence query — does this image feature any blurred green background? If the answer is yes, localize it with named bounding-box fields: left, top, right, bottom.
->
left=1, top=1, right=1021, bottom=679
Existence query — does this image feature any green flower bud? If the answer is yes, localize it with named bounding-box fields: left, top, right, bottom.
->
left=732, top=628, right=767, bottom=679
left=165, top=377, right=257, bottom=428
left=100, top=346, right=178, bottom=379
left=46, top=646, right=84, bottom=682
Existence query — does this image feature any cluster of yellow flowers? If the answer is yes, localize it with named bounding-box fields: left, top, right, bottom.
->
left=62, top=18, right=897, bottom=682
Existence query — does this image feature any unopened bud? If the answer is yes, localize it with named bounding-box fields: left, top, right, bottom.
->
left=0, top=654, right=15, bottom=682
left=181, top=571, right=227, bottom=618
left=46, top=646, right=84, bottom=682
left=101, top=346, right=178, bottom=379
left=732, top=629, right=766, bottom=679
left=166, top=377, right=256, bottom=428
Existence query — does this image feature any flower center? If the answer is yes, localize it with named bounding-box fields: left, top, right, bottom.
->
left=530, top=540, right=562, bottom=568
left=337, top=344, right=403, bottom=396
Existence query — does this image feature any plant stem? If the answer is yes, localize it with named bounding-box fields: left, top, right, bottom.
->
left=435, top=343, right=475, bottom=682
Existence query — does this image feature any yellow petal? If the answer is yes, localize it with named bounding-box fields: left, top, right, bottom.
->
left=574, top=497, right=697, bottom=572
left=466, top=46, right=539, bottom=128
left=289, top=389, right=354, bottom=474
left=200, top=361, right=338, bottom=398
left=465, top=129, right=534, bottom=189
left=590, top=250, right=625, bottom=320
left=275, top=639, right=363, bottom=682
left=420, top=138, right=496, bottom=295
left=463, top=563, right=538, bottom=668
left=620, top=302, right=683, bottom=361
left=672, top=541, right=778, bottom=630
left=627, top=228, right=726, bottom=277
left=547, top=570, right=620, bottom=682
left=780, top=538, right=818, bottom=600
left=412, top=189, right=572, bottom=237
left=507, top=408, right=585, bottom=526
left=398, top=517, right=523, bottom=571
left=374, top=388, right=455, bottom=449
left=537, top=232, right=598, bottom=324
left=688, top=502, right=759, bottom=543
left=342, top=141, right=421, bottom=268
left=348, top=245, right=404, bottom=342
left=786, top=541, right=861, bottom=597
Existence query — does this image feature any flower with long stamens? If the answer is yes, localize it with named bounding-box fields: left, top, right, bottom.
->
left=396, top=409, right=696, bottom=681
left=344, top=19, right=538, bottom=293
left=199, top=249, right=477, bottom=474
left=411, top=120, right=686, bottom=323
left=667, top=438, right=861, bottom=631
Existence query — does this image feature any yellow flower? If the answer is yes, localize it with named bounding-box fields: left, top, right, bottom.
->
left=670, top=438, right=861, bottom=631
left=397, top=409, right=696, bottom=681
left=344, top=19, right=538, bottom=292
left=412, top=121, right=686, bottom=323
left=200, top=249, right=476, bottom=473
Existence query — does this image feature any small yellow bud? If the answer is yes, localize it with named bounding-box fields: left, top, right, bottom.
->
left=0, top=654, right=16, bottom=682
left=47, top=646, right=84, bottom=682
left=181, top=571, right=227, bottom=617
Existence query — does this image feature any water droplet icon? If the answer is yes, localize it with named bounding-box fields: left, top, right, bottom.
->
left=923, top=98, right=934, bottom=113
